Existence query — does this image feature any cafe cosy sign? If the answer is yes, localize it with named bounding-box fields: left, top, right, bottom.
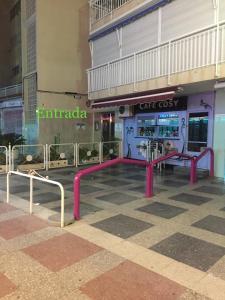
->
left=134, top=96, right=187, bottom=113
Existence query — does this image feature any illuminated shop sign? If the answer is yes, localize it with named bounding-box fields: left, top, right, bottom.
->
left=36, top=107, right=87, bottom=119
left=134, top=97, right=187, bottom=113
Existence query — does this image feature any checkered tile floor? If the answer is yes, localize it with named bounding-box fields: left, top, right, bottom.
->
left=0, top=164, right=225, bottom=299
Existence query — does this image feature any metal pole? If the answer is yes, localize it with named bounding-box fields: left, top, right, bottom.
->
left=60, top=184, right=65, bottom=228
left=75, top=143, right=78, bottom=167
left=99, top=142, right=102, bottom=163
left=73, top=144, right=76, bottom=166
left=210, top=149, right=214, bottom=177
left=146, top=164, right=154, bottom=197
left=30, top=177, right=33, bottom=214
left=46, top=144, right=49, bottom=171
left=6, top=172, right=10, bottom=203
left=74, top=176, right=80, bottom=220
left=8, top=144, right=11, bottom=172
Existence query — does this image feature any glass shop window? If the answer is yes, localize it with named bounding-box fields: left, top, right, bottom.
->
left=188, top=112, right=208, bottom=152
left=137, top=116, right=156, bottom=137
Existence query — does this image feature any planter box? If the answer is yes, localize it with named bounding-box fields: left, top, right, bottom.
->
left=0, top=165, right=7, bottom=173
left=49, top=160, right=68, bottom=168
left=81, top=156, right=99, bottom=164
left=18, top=163, right=44, bottom=171
left=89, top=156, right=99, bottom=163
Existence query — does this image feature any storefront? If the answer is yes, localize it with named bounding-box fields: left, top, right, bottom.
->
left=123, top=92, right=214, bottom=169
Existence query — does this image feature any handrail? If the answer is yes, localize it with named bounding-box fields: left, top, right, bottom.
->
left=191, top=147, right=214, bottom=183
left=146, top=151, right=194, bottom=197
left=73, top=157, right=148, bottom=220
left=6, top=171, right=65, bottom=228
left=88, top=21, right=225, bottom=71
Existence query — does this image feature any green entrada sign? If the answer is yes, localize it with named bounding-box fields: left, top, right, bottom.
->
left=36, top=107, right=87, bottom=119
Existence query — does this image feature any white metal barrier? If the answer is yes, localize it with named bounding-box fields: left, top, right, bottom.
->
left=0, top=146, right=8, bottom=174
left=1, top=141, right=123, bottom=172
left=12, top=144, right=46, bottom=171
left=48, top=143, right=76, bottom=169
left=102, top=141, right=122, bottom=162
left=146, top=141, right=165, bottom=171
left=88, top=21, right=225, bottom=93
left=77, top=142, right=101, bottom=165
left=6, top=171, right=65, bottom=228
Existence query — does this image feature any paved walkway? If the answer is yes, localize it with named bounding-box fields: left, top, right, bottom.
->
left=0, top=164, right=225, bottom=299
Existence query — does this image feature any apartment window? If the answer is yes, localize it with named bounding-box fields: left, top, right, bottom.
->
left=10, top=1, right=21, bottom=21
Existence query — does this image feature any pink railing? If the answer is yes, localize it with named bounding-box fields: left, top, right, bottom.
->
left=73, top=148, right=214, bottom=220
left=146, top=151, right=194, bottom=198
left=191, top=147, right=214, bottom=184
left=73, top=158, right=148, bottom=220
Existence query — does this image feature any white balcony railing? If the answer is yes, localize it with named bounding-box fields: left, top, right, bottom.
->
left=88, top=22, right=225, bottom=94
left=0, top=83, right=22, bottom=98
left=90, top=0, right=130, bottom=25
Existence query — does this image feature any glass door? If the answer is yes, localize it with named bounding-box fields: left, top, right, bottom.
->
left=187, top=112, right=209, bottom=169
left=188, top=112, right=208, bottom=152
left=101, top=113, right=115, bottom=142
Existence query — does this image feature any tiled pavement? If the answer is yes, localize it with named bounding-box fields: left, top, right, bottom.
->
left=0, top=165, right=225, bottom=299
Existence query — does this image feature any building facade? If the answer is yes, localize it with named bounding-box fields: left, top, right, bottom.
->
left=0, top=0, right=23, bottom=136
left=21, top=0, right=93, bottom=145
left=88, top=0, right=225, bottom=178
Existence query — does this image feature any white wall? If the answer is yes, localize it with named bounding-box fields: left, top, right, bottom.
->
left=92, top=0, right=219, bottom=67
left=213, top=88, right=225, bottom=178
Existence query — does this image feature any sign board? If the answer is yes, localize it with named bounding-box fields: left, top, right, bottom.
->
left=134, top=97, right=187, bottom=114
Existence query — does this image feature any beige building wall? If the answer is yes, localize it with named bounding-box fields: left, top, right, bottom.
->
left=21, top=0, right=93, bottom=144
left=0, top=0, right=13, bottom=87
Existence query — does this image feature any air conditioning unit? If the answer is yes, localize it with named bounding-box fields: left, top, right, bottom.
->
left=118, top=105, right=133, bottom=118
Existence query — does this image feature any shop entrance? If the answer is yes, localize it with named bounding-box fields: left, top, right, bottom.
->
left=187, top=112, right=209, bottom=169
left=101, top=113, right=115, bottom=142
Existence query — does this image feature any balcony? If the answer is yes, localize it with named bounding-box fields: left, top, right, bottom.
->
left=88, top=22, right=225, bottom=99
left=90, top=0, right=133, bottom=31
left=0, top=84, right=22, bottom=100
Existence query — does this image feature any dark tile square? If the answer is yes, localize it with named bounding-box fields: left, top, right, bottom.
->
left=160, top=180, right=187, bottom=188
left=81, top=185, right=104, bottom=194
left=24, top=192, right=64, bottom=203
left=192, top=215, right=225, bottom=236
left=136, top=202, right=187, bottom=219
left=169, top=193, right=212, bottom=206
left=53, top=202, right=102, bottom=217
left=193, top=186, right=225, bottom=196
left=174, top=174, right=190, bottom=181
left=129, top=185, right=167, bottom=195
left=126, top=175, right=146, bottom=181
left=99, top=170, right=122, bottom=176
left=96, top=192, right=138, bottom=205
left=151, top=232, right=225, bottom=271
left=82, top=174, right=102, bottom=180
left=54, top=178, right=73, bottom=185
left=55, top=170, right=75, bottom=176
left=92, top=214, right=153, bottom=239
left=100, top=179, right=130, bottom=187
left=66, top=185, right=104, bottom=194
left=2, top=185, right=39, bottom=194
